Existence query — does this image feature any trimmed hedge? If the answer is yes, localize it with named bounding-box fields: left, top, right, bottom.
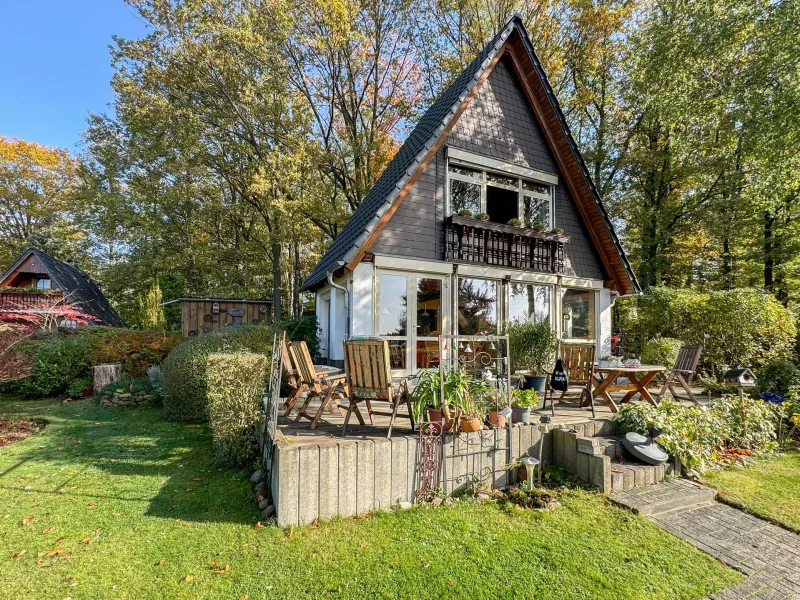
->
left=616, top=287, right=796, bottom=372
left=161, top=318, right=319, bottom=423
left=641, top=337, right=683, bottom=368
left=206, top=352, right=268, bottom=466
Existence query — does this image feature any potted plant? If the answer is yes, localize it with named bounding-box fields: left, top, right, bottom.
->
left=551, top=227, right=564, bottom=235
left=476, top=212, right=490, bottom=221
left=486, top=392, right=506, bottom=427
left=511, top=388, right=539, bottom=424
left=531, top=221, right=547, bottom=232
left=441, top=369, right=489, bottom=432
left=506, top=320, right=559, bottom=392
left=409, top=370, right=450, bottom=427
left=507, top=217, right=522, bottom=227
left=458, top=209, right=473, bottom=217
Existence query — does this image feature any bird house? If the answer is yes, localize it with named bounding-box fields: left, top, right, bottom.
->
left=721, top=368, right=757, bottom=388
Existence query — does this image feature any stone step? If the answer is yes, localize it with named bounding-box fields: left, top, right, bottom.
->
left=607, top=478, right=716, bottom=517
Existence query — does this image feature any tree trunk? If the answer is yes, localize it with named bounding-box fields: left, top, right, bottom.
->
left=292, top=237, right=301, bottom=318
left=272, top=240, right=282, bottom=322
left=764, top=209, right=775, bottom=292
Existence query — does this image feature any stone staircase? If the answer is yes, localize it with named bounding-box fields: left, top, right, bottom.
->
left=597, top=436, right=679, bottom=493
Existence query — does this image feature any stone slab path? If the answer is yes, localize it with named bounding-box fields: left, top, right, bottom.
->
left=653, top=502, right=800, bottom=599
left=611, top=479, right=800, bottom=599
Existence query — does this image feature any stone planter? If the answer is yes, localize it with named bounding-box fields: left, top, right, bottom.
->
left=101, top=390, right=157, bottom=407
left=512, top=406, right=531, bottom=424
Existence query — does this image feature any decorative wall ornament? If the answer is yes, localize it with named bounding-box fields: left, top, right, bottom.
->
left=415, top=421, right=444, bottom=503
left=229, top=308, right=245, bottom=317
left=212, top=302, right=220, bottom=314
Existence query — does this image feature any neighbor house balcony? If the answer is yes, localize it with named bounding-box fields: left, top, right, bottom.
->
left=444, top=215, right=568, bottom=273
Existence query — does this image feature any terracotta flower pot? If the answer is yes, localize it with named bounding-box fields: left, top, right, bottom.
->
left=488, top=409, right=506, bottom=428
left=82, top=386, right=94, bottom=398
left=427, top=408, right=456, bottom=432
left=459, top=416, right=482, bottom=432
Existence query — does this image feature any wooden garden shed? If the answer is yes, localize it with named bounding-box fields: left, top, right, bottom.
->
left=163, top=297, right=273, bottom=337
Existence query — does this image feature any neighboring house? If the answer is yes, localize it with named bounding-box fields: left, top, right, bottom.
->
left=0, top=247, right=126, bottom=328
left=160, top=297, right=273, bottom=337
left=302, top=15, right=639, bottom=371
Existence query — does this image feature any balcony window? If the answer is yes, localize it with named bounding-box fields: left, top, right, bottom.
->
left=36, top=278, right=51, bottom=289
left=561, top=288, right=595, bottom=340
left=447, top=159, right=552, bottom=226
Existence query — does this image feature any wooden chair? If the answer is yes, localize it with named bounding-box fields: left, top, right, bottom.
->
left=342, top=338, right=415, bottom=438
left=656, top=344, right=703, bottom=403
left=288, top=341, right=348, bottom=429
left=279, top=332, right=304, bottom=416
left=544, top=343, right=597, bottom=418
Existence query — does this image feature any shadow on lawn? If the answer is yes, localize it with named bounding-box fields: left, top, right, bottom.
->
left=0, top=398, right=256, bottom=525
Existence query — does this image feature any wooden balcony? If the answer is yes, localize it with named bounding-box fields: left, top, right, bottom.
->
left=444, top=215, right=568, bottom=273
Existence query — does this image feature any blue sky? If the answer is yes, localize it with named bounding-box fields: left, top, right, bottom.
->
left=0, top=0, right=148, bottom=153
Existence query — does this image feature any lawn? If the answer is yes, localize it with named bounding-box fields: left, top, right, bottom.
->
left=702, top=450, right=800, bottom=532
left=0, top=396, right=740, bottom=600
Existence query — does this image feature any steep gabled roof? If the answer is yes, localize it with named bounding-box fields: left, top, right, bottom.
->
left=0, top=248, right=127, bottom=327
left=302, top=14, right=639, bottom=295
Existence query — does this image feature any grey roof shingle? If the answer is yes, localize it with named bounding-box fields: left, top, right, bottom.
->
left=302, top=14, right=639, bottom=294
left=0, top=248, right=127, bottom=327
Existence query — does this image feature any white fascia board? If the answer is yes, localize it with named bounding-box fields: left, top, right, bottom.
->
left=446, top=147, right=559, bottom=186
left=374, top=254, right=453, bottom=275
left=559, top=276, right=604, bottom=290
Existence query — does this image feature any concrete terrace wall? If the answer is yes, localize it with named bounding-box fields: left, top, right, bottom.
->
left=270, top=419, right=617, bottom=527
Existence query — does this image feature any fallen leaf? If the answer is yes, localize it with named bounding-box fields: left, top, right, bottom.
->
left=156, top=559, right=166, bottom=566
left=185, top=489, right=193, bottom=493
left=257, top=552, right=263, bottom=557
left=274, top=539, right=281, bottom=545
left=42, top=527, right=53, bottom=535
left=255, top=522, right=263, bottom=529
left=192, top=477, right=201, bottom=482
left=183, top=575, right=194, bottom=583
left=53, top=537, right=64, bottom=546
left=76, top=440, right=81, bottom=445
left=360, top=541, right=367, bottom=548
left=46, top=547, right=65, bottom=557
left=12, top=550, right=26, bottom=558
left=81, top=537, right=91, bottom=544
left=308, top=553, right=317, bottom=559
left=87, top=503, right=96, bottom=510
left=21, top=514, right=35, bottom=526
left=240, top=544, right=248, bottom=550
left=112, top=512, right=120, bottom=517
left=287, top=526, right=294, bottom=538
left=215, top=564, right=230, bottom=575
left=448, top=579, right=454, bottom=585
left=57, top=447, right=63, bottom=451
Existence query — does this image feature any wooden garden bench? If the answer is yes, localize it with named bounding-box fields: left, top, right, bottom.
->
left=341, top=338, right=415, bottom=438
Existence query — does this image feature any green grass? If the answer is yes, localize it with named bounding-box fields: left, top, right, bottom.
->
left=702, top=450, right=800, bottom=532
left=0, top=396, right=741, bottom=599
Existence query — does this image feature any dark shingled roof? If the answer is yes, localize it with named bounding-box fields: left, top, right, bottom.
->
left=0, top=248, right=127, bottom=327
left=302, top=14, right=639, bottom=294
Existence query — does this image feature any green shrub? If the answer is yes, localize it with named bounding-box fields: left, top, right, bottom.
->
left=615, top=396, right=778, bottom=474
left=206, top=352, right=268, bottom=466
left=89, top=328, right=180, bottom=378
left=19, top=335, right=92, bottom=397
left=641, top=337, right=683, bottom=368
left=506, top=319, right=558, bottom=374
left=162, top=325, right=276, bottom=422
left=758, top=360, right=800, bottom=396
left=282, top=316, right=320, bottom=358
left=67, top=377, right=93, bottom=398
left=616, top=287, right=796, bottom=372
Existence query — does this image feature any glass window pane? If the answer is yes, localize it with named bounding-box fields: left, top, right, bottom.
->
left=458, top=278, right=498, bottom=335
left=524, top=195, right=550, bottom=227
left=389, top=341, right=407, bottom=370
left=416, top=340, right=440, bottom=369
left=416, top=278, right=442, bottom=337
left=487, top=172, right=517, bottom=187
left=523, top=180, right=550, bottom=194
left=36, top=278, right=51, bottom=289
left=448, top=164, right=482, bottom=178
left=450, top=179, right=481, bottom=215
left=509, top=283, right=550, bottom=323
left=562, top=289, right=595, bottom=340
left=378, top=274, right=407, bottom=336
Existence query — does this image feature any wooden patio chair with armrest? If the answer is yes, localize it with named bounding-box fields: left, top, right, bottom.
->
left=656, top=344, right=703, bottom=403
left=279, top=332, right=304, bottom=417
left=341, top=338, right=415, bottom=439
left=543, top=343, right=597, bottom=418
left=289, top=341, right=348, bottom=429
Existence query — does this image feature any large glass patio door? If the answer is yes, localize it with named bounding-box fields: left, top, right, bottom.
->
left=377, top=272, right=447, bottom=375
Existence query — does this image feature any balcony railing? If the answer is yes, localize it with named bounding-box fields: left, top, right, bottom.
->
left=444, top=215, right=568, bottom=273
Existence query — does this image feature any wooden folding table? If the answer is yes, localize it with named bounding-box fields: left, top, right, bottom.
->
left=591, top=365, right=667, bottom=413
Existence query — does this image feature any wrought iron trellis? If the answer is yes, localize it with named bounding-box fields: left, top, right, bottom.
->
left=415, top=421, right=444, bottom=503
left=261, top=331, right=285, bottom=498
left=436, top=334, right=513, bottom=492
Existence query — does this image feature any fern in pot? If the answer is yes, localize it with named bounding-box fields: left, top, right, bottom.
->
left=506, top=320, right=558, bottom=392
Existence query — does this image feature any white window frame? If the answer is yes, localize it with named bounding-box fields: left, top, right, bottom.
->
left=445, top=156, right=555, bottom=229
left=559, top=287, right=598, bottom=343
